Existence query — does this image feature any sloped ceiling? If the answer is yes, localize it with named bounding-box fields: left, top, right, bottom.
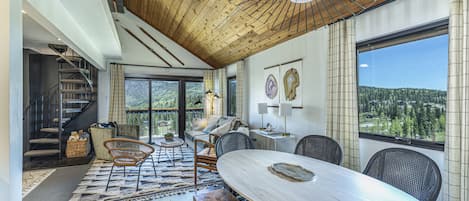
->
left=125, top=0, right=388, bottom=68
left=112, top=11, right=213, bottom=69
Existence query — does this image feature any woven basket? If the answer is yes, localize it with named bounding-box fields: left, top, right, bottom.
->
left=66, top=139, right=90, bottom=158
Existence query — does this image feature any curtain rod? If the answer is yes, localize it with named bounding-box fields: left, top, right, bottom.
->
left=264, top=58, right=303, bottom=70
left=110, top=62, right=213, bottom=71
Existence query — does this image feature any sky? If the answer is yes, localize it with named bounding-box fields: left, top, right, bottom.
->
left=358, top=34, right=448, bottom=91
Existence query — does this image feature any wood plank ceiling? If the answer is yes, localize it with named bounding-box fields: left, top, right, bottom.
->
left=125, top=0, right=388, bottom=68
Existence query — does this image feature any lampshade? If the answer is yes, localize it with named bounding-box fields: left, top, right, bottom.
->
left=279, top=103, right=292, bottom=116
left=258, top=103, right=268, bottom=114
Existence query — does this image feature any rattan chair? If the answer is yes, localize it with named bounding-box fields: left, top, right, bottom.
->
left=103, top=138, right=157, bottom=191
left=215, top=132, right=255, bottom=158
left=363, top=148, right=441, bottom=201
left=294, top=135, right=343, bottom=165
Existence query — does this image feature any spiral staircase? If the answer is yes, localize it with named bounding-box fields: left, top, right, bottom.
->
left=23, top=45, right=97, bottom=161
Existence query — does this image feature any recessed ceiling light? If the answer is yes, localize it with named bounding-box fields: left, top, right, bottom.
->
left=21, top=10, right=26, bottom=14
left=360, top=64, right=369, bottom=68
left=57, top=38, right=61, bottom=41
left=290, top=0, right=313, bottom=3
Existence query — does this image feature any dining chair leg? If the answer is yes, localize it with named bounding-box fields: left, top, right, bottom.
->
left=105, top=164, right=115, bottom=191
left=123, top=166, right=126, bottom=177
left=150, top=155, right=157, bottom=177
left=136, top=164, right=142, bottom=191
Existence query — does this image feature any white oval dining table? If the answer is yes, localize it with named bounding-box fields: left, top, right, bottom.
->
left=217, top=149, right=418, bottom=201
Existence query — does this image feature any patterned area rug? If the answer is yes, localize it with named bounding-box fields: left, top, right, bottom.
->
left=70, top=146, right=223, bottom=201
left=22, top=169, right=56, bottom=198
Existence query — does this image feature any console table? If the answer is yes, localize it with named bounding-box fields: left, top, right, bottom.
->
left=249, top=129, right=296, bottom=153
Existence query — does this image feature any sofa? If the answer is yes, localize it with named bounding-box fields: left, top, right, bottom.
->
left=184, top=116, right=249, bottom=150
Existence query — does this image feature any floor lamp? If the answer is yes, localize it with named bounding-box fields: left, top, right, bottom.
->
left=279, top=103, right=292, bottom=134
left=258, top=103, right=268, bottom=129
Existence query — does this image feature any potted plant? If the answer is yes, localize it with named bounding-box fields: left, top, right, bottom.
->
left=164, top=133, right=174, bottom=141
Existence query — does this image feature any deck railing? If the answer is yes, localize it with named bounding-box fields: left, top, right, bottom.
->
left=126, top=108, right=204, bottom=138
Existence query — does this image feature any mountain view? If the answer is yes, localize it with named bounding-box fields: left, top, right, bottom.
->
left=358, top=34, right=448, bottom=143
left=358, top=86, right=446, bottom=142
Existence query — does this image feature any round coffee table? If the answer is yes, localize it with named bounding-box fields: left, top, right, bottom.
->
left=154, top=137, right=185, bottom=166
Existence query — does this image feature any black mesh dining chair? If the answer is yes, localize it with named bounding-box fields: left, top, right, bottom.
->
left=363, top=148, right=441, bottom=201
left=215, top=132, right=255, bottom=157
left=294, top=135, right=343, bottom=165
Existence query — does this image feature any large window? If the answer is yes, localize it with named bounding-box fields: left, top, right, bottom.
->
left=227, top=76, right=237, bottom=116
left=357, top=23, right=448, bottom=150
left=125, top=77, right=204, bottom=143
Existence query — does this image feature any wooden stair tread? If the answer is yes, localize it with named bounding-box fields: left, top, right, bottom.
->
left=61, top=89, right=93, bottom=94
left=29, top=138, right=60, bottom=144
left=61, top=79, right=87, bottom=84
left=59, top=68, right=90, bottom=74
left=40, top=127, right=62, bottom=133
left=24, top=149, right=60, bottom=157
left=63, top=99, right=90, bottom=104
left=53, top=118, right=71, bottom=123
left=64, top=108, right=82, bottom=113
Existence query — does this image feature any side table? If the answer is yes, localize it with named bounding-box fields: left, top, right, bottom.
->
left=249, top=129, right=296, bottom=153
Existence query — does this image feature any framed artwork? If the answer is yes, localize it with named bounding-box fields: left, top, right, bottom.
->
left=264, top=66, right=280, bottom=106
left=279, top=60, right=302, bottom=107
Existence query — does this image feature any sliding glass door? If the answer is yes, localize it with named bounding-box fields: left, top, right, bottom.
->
left=125, top=77, right=203, bottom=144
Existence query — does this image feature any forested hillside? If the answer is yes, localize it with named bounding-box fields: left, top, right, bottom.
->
left=125, top=81, right=204, bottom=110
left=358, top=86, right=446, bottom=142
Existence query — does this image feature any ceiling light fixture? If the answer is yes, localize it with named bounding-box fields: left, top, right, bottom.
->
left=57, top=38, right=62, bottom=41
left=21, top=10, right=26, bottom=14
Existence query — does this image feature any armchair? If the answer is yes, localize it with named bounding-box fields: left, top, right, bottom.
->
left=194, top=133, right=218, bottom=186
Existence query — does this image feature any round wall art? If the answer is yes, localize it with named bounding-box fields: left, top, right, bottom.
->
left=265, top=74, right=278, bottom=99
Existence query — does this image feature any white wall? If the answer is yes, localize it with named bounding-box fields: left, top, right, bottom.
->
left=24, top=0, right=121, bottom=69
left=0, top=0, right=23, bottom=200
left=246, top=27, right=329, bottom=142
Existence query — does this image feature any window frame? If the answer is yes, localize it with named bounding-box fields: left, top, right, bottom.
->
left=356, top=19, right=448, bottom=151
left=227, top=76, right=237, bottom=117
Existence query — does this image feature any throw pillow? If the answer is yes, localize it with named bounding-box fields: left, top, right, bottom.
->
left=202, top=116, right=220, bottom=133
left=192, top=118, right=207, bottom=131
left=210, top=122, right=232, bottom=136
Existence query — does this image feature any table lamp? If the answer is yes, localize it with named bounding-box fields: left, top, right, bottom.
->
left=279, top=103, right=292, bottom=134
left=258, top=103, right=268, bottom=129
